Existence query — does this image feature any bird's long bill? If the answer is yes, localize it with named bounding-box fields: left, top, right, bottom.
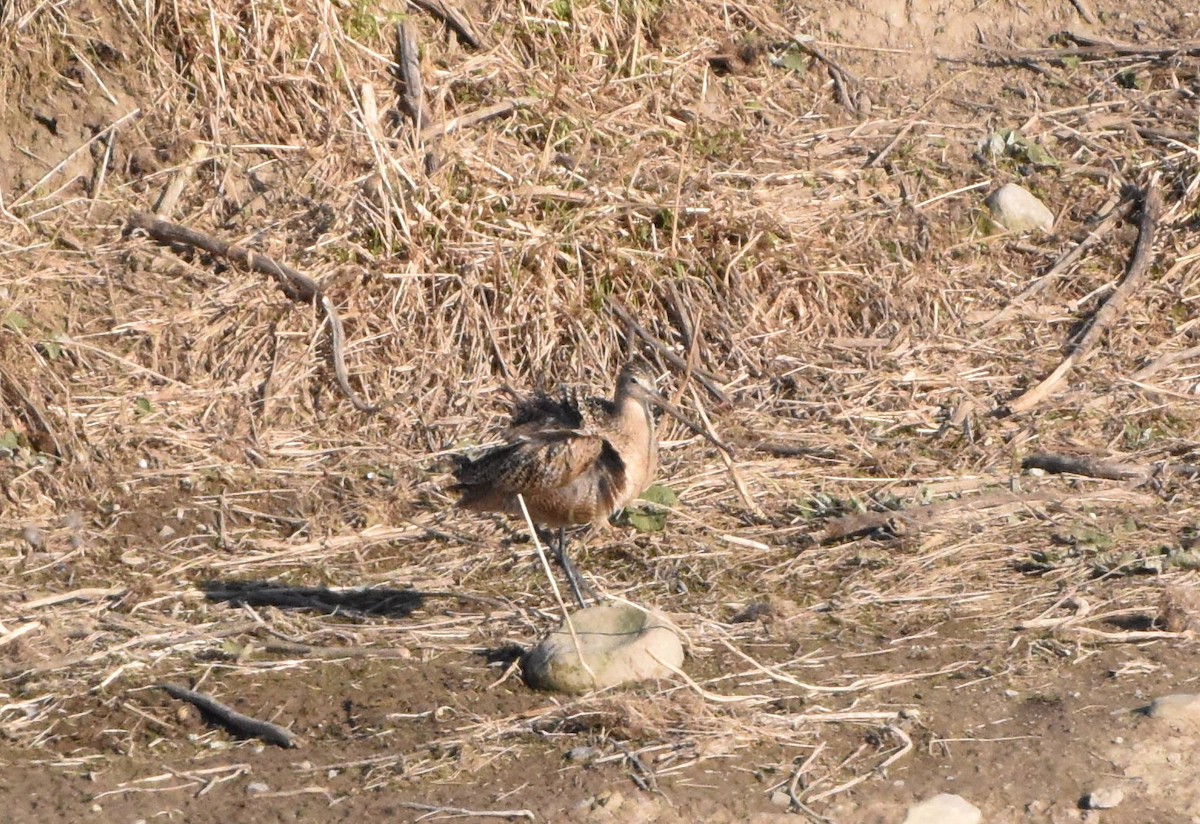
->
left=642, top=387, right=733, bottom=456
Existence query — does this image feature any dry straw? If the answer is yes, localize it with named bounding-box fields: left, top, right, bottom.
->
left=1, top=0, right=1200, bottom=815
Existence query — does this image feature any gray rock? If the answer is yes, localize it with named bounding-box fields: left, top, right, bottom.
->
left=522, top=604, right=684, bottom=693
left=1146, top=693, right=1200, bottom=723
left=986, top=183, right=1054, bottom=233
left=246, top=781, right=270, bottom=794
left=1083, top=786, right=1124, bottom=809
left=903, top=793, right=982, bottom=824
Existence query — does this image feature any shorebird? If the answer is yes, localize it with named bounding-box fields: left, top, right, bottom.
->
left=451, top=361, right=694, bottom=607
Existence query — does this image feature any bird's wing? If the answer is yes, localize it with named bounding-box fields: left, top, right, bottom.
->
left=454, top=429, right=620, bottom=494
left=508, top=388, right=583, bottom=432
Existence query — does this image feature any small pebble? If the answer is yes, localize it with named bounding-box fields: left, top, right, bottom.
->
left=21, top=526, right=45, bottom=550
left=158, top=525, right=176, bottom=538
left=1084, top=786, right=1124, bottom=809
left=770, top=790, right=791, bottom=808
left=985, top=183, right=1055, bottom=233
left=246, top=782, right=270, bottom=794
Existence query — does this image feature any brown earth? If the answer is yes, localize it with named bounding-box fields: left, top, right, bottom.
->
left=3, top=0, right=1200, bottom=821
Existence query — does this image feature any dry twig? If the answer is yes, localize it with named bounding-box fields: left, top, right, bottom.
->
left=408, top=0, right=482, bottom=49
left=1023, top=453, right=1200, bottom=482
left=1006, top=175, right=1162, bottom=414
left=983, top=197, right=1136, bottom=329
left=394, top=23, right=440, bottom=174
left=158, top=683, right=299, bottom=748
left=126, top=211, right=381, bottom=413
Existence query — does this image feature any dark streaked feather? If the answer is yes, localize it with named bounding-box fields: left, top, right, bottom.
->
left=510, top=388, right=583, bottom=430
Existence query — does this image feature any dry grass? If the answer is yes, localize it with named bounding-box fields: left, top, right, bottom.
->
left=2, top=0, right=1200, bottom=815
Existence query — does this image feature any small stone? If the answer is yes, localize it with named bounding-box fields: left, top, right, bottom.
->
left=986, top=183, right=1055, bottom=233
left=158, top=525, right=176, bottom=538
left=522, top=604, right=684, bottom=694
left=1145, top=693, right=1200, bottom=723
left=1083, top=786, right=1124, bottom=809
left=564, top=746, right=599, bottom=764
left=769, top=790, right=791, bottom=807
left=855, top=90, right=872, bottom=117
left=246, top=782, right=270, bottom=794
left=903, top=793, right=982, bottom=824
left=1157, top=585, right=1200, bottom=633
left=21, top=526, right=45, bottom=550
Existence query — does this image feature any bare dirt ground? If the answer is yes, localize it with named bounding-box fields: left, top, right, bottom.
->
left=3, top=0, right=1200, bottom=821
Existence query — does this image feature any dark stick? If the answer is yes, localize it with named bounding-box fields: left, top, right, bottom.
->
left=395, top=22, right=441, bottom=174
left=1022, top=453, right=1148, bottom=481
left=396, top=23, right=432, bottom=133
left=158, top=683, right=298, bottom=748
left=407, top=0, right=483, bottom=50
left=1023, top=453, right=1200, bottom=482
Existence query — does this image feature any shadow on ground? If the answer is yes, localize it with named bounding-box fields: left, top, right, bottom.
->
left=201, top=580, right=428, bottom=618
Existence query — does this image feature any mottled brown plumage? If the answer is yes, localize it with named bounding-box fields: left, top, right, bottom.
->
left=452, top=362, right=659, bottom=529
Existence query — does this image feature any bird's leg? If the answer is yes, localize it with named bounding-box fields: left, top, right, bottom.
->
left=553, top=526, right=590, bottom=610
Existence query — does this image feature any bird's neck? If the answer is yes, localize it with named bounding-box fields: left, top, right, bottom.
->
left=613, top=390, right=649, bottom=421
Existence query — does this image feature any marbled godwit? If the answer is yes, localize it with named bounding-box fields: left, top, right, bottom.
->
left=452, top=362, right=690, bottom=607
